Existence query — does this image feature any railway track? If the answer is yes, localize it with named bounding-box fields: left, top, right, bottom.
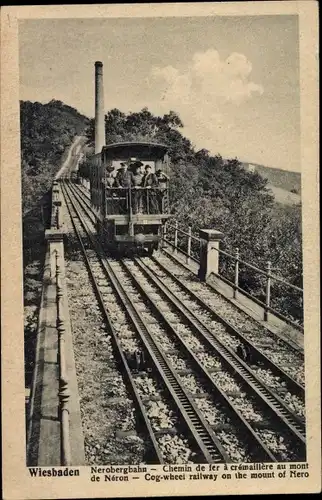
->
left=140, top=257, right=305, bottom=404
left=163, top=249, right=304, bottom=360
left=110, top=258, right=305, bottom=457
left=62, top=181, right=232, bottom=463
left=62, top=180, right=306, bottom=462
left=69, top=181, right=305, bottom=396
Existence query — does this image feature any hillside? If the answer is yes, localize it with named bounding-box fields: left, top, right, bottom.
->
left=21, top=100, right=89, bottom=389
left=21, top=99, right=89, bottom=215
left=267, top=185, right=301, bottom=206
left=242, top=162, right=301, bottom=194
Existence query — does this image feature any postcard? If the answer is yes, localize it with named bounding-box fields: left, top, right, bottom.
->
left=1, top=2, right=320, bottom=498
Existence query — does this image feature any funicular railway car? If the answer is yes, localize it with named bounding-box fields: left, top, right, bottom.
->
left=89, top=141, right=171, bottom=255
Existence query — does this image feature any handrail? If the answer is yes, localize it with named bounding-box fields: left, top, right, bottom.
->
left=105, top=186, right=167, bottom=191
left=165, top=222, right=303, bottom=294
left=105, top=185, right=169, bottom=216
left=55, top=250, right=71, bottom=466
left=163, top=219, right=303, bottom=329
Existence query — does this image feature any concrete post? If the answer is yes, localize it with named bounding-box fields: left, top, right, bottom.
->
left=198, top=229, right=224, bottom=281
left=161, top=222, right=167, bottom=249
left=45, top=230, right=64, bottom=280
left=52, top=184, right=62, bottom=229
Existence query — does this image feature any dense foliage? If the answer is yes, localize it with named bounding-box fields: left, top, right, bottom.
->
left=21, top=99, right=89, bottom=215
left=84, top=108, right=303, bottom=323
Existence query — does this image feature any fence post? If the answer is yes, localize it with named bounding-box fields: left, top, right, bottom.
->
left=55, top=251, right=71, bottom=466
left=186, top=226, right=192, bottom=264
left=163, top=221, right=167, bottom=241
left=161, top=221, right=167, bottom=249
left=173, top=220, right=178, bottom=254
left=56, top=205, right=60, bottom=230
left=264, top=260, right=271, bottom=321
left=234, top=247, right=239, bottom=299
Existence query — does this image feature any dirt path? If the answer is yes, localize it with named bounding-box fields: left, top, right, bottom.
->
left=55, top=135, right=87, bottom=179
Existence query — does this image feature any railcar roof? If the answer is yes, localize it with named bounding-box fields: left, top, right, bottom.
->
left=102, top=141, right=169, bottom=160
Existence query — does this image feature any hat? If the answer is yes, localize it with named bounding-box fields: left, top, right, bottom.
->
left=131, top=160, right=144, bottom=168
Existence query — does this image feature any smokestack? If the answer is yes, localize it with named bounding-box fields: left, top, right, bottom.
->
left=94, top=61, right=105, bottom=154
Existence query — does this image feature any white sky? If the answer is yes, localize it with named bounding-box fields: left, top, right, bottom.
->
left=19, top=16, right=300, bottom=172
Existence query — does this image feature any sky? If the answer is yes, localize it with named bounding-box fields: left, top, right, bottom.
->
left=19, top=16, right=300, bottom=172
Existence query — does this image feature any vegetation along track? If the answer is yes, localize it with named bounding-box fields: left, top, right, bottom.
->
left=63, top=181, right=306, bottom=462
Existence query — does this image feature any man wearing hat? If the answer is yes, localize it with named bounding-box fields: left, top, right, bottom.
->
left=131, top=160, right=144, bottom=213
left=115, top=159, right=134, bottom=188
left=156, top=168, right=169, bottom=213
left=142, top=165, right=159, bottom=214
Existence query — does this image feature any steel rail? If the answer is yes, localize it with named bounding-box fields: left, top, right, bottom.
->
left=61, top=181, right=163, bottom=464
left=162, top=248, right=305, bottom=352
left=133, top=258, right=306, bottom=458
left=62, top=181, right=230, bottom=464
left=117, top=260, right=279, bottom=462
left=151, top=256, right=305, bottom=399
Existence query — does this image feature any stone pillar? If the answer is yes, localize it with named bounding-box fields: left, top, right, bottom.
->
left=52, top=184, right=62, bottom=229
left=198, top=229, right=224, bottom=281
left=45, top=230, right=64, bottom=280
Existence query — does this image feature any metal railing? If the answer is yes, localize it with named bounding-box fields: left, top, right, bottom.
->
left=104, top=186, right=169, bottom=215
left=163, top=221, right=304, bottom=331
left=163, top=220, right=200, bottom=265
left=54, top=250, right=71, bottom=465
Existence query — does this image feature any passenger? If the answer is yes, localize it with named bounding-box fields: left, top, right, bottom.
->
left=114, top=161, right=134, bottom=188
left=132, top=163, right=144, bottom=214
left=132, top=162, right=144, bottom=186
left=142, top=165, right=158, bottom=213
left=105, top=166, right=117, bottom=214
left=114, top=161, right=134, bottom=213
left=142, top=165, right=158, bottom=188
left=156, top=169, right=169, bottom=213
left=156, top=169, right=169, bottom=188
left=105, top=165, right=117, bottom=187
